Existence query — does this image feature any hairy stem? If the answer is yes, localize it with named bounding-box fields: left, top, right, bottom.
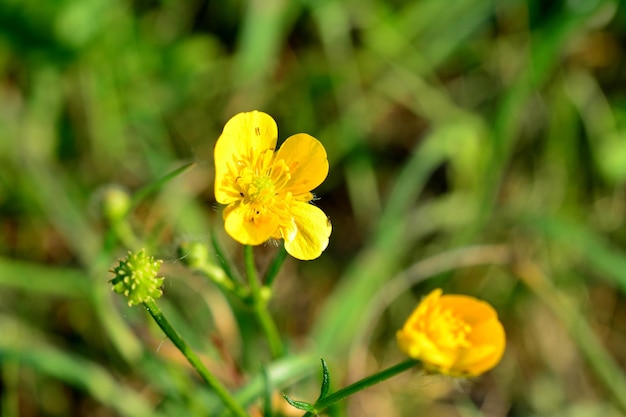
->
left=244, top=245, right=285, bottom=358
left=143, top=299, right=247, bottom=417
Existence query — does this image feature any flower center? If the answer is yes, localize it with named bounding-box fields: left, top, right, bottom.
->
left=420, top=306, right=472, bottom=350
left=247, top=175, right=276, bottom=203
left=233, top=155, right=293, bottom=207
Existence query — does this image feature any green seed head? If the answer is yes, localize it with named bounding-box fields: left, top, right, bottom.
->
left=110, top=250, right=164, bottom=306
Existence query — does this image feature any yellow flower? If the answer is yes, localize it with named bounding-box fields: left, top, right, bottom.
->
left=397, top=289, right=505, bottom=377
left=214, top=111, right=331, bottom=260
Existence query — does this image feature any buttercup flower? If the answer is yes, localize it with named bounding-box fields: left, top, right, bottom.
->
left=397, top=289, right=505, bottom=377
left=214, top=111, right=331, bottom=260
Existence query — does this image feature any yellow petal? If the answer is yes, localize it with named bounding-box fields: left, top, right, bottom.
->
left=439, top=294, right=498, bottom=325
left=214, top=111, right=278, bottom=203
left=438, top=294, right=505, bottom=375
left=275, top=133, right=328, bottom=196
left=396, top=329, right=417, bottom=357
left=417, top=340, right=457, bottom=372
left=282, top=202, right=331, bottom=260
left=457, top=316, right=506, bottom=375
left=397, top=330, right=450, bottom=369
left=223, top=203, right=280, bottom=245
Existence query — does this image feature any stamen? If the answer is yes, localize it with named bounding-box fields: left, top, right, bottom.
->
left=271, top=159, right=292, bottom=190
left=415, top=305, right=472, bottom=350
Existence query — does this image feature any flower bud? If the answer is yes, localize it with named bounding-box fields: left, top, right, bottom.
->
left=177, top=241, right=210, bottom=269
left=101, top=185, right=131, bottom=224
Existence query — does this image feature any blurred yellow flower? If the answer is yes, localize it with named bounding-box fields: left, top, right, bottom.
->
left=397, top=289, right=505, bottom=377
left=214, top=111, right=331, bottom=260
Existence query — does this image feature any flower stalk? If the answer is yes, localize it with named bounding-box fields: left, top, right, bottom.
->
left=244, top=245, right=285, bottom=358
left=179, top=241, right=248, bottom=299
left=143, top=299, right=248, bottom=417
left=263, top=244, right=288, bottom=288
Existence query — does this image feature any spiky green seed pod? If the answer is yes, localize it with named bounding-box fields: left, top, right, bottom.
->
left=110, top=250, right=164, bottom=306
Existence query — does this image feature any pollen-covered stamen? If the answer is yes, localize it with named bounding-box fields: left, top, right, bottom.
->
left=420, top=306, right=472, bottom=349
left=245, top=148, right=275, bottom=177
left=235, top=164, right=279, bottom=207
left=229, top=148, right=281, bottom=201
left=269, top=158, right=292, bottom=191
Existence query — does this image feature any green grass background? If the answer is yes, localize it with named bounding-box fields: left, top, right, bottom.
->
left=2, top=0, right=626, bottom=416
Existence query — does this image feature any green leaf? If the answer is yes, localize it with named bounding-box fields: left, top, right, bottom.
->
left=317, top=358, right=330, bottom=401
left=282, top=393, right=316, bottom=413
left=129, top=162, right=196, bottom=212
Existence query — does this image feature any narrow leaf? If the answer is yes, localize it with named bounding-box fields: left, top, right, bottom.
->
left=317, top=358, right=330, bottom=400
left=130, top=162, right=196, bottom=210
left=282, top=393, right=316, bottom=413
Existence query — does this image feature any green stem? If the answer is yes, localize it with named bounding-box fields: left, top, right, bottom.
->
left=211, top=230, right=242, bottom=284
left=263, top=244, right=288, bottom=288
left=143, top=299, right=248, bottom=417
left=196, top=261, right=249, bottom=299
left=244, top=245, right=285, bottom=358
left=112, top=221, right=142, bottom=250
left=304, top=359, right=419, bottom=416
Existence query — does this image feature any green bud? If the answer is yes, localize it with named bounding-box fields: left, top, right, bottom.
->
left=177, top=241, right=209, bottom=269
left=101, top=185, right=131, bottom=223
left=259, top=286, right=272, bottom=304
left=110, top=250, right=164, bottom=306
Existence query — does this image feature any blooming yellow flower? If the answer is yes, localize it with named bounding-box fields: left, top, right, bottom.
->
left=397, top=289, right=505, bottom=377
left=214, top=111, right=331, bottom=260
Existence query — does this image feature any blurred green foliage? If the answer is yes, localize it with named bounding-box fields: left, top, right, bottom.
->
left=2, top=0, right=626, bottom=416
